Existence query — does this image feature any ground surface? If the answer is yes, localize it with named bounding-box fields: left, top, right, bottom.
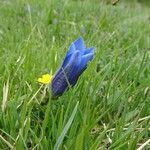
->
left=0, top=0, right=150, bottom=149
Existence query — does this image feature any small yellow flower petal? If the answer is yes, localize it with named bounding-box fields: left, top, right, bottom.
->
left=38, top=78, right=43, bottom=83
left=38, top=74, right=52, bottom=84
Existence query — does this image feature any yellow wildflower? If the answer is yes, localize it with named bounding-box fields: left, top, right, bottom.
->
left=38, top=74, right=52, bottom=84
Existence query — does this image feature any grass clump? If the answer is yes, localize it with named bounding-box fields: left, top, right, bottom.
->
left=0, top=0, right=150, bottom=149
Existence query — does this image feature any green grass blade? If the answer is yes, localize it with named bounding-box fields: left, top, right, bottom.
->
left=54, top=101, right=79, bottom=150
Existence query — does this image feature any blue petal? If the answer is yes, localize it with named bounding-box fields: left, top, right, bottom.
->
left=82, top=53, right=94, bottom=64
left=84, top=47, right=94, bottom=55
left=65, top=37, right=85, bottom=58
left=66, top=51, right=82, bottom=85
left=78, top=53, right=94, bottom=73
left=66, top=42, right=76, bottom=57
left=51, top=68, right=68, bottom=97
left=51, top=51, right=81, bottom=97
left=74, top=37, right=85, bottom=51
left=68, top=52, right=94, bottom=86
left=62, top=54, right=72, bottom=68
left=62, top=37, right=84, bottom=68
left=62, top=48, right=82, bottom=69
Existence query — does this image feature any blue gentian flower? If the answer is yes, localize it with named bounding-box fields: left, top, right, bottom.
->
left=51, top=37, right=95, bottom=97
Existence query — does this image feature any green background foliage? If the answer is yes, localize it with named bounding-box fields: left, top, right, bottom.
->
left=0, top=0, right=150, bottom=149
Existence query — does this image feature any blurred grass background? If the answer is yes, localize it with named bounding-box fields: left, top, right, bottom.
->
left=0, top=0, right=150, bottom=149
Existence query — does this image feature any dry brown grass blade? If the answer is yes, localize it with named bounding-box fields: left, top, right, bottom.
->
left=1, top=79, right=9, bottom=112
left=137, top=139, right=150, bottom=150
left=0, top=135, right=13, bottom=149
left=112, top=0, right=120, bottom=6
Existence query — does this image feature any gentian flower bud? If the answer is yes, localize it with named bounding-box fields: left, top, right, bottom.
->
left=51, top=37, right=94, bottom=97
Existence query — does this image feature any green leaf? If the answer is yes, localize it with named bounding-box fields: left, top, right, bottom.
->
left=54, top=101, right=79, bottom=150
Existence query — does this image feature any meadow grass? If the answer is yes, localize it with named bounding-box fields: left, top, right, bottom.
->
left=0, top=0, right=150, bottom=149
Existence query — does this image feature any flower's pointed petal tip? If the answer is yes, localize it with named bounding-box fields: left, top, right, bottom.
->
left=77, top=53, right=94, bottom=74
left=83, top=53, right=94, bottom=62
left=75, top=36, right=84, bottom=42
left=73, top=36, right=85, bottom=51
left=84, top=47, right=95, bottom=55
left=66, top=42, right=76, bottom=56
left=66, top=37, right=84, bottom=56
